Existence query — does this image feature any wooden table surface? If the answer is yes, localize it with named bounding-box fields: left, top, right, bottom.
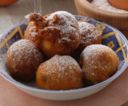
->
left=0, top=0, right=128, bottom=106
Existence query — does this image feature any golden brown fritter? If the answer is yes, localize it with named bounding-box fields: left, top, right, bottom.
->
left=36, top=55, right=83, bottom=90
left=80, top=44, right=119, bottom=84
left=6, top=39, right=44, bottom=81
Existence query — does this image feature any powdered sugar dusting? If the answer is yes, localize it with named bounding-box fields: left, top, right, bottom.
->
left=78, top=21, right=102, bottom=45
left=31, top=32, right=38, bottom=37
left=45, top=11, right=80, bottom=43
left=81, top=44, right=116, bottom=68
left=79, top=21, right=102, bottom=39
left=27, top=22, right=38, bottom=38
left=42, top=55, right=82, bottom=82
left=82, top=45, right=109, bottom=60
left=47, top=11, right=76, bottom=24
left=6, top=39, right=43, bottom=67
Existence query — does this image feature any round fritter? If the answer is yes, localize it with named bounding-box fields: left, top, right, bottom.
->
left=36, top=55, right=83, bottom=90
left=80, top=44, right=119, bottom=84
left=24, top=11, right=81, bottom=57
left=6, top=39, right=44, bottom=81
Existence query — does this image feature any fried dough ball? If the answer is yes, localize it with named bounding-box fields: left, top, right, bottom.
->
left=80, top=44, right=119, bottom=84
left=24, top=11, right=81, bottom=57
left=78, top=21, right=103, bottom=51
left=36, top=55, right=83, bottom=90
left=71, top=21, right=103, bottom=61
left=6, top=39, right=44, bottom=82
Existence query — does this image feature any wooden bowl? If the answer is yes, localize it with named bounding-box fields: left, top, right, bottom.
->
left=74, top=0, right=128, bottom=36
left=108, top=0, right=128, bottom=10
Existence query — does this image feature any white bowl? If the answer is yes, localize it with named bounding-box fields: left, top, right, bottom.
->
left=0, top=16, right=128, bottom=101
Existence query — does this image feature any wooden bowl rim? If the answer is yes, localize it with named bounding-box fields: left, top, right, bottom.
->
left=76, top=0, right=128, bottom=18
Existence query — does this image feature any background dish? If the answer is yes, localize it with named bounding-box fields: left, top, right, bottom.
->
left=0, top=16, right=128, bottom=101
left=75, top=0, right=128, bottom=36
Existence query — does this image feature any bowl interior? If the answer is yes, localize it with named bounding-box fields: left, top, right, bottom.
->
left=0, top=16, right=128, bottom=92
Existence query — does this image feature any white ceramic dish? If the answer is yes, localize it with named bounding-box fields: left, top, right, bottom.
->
left=0, top=16, right=128, bottom=101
